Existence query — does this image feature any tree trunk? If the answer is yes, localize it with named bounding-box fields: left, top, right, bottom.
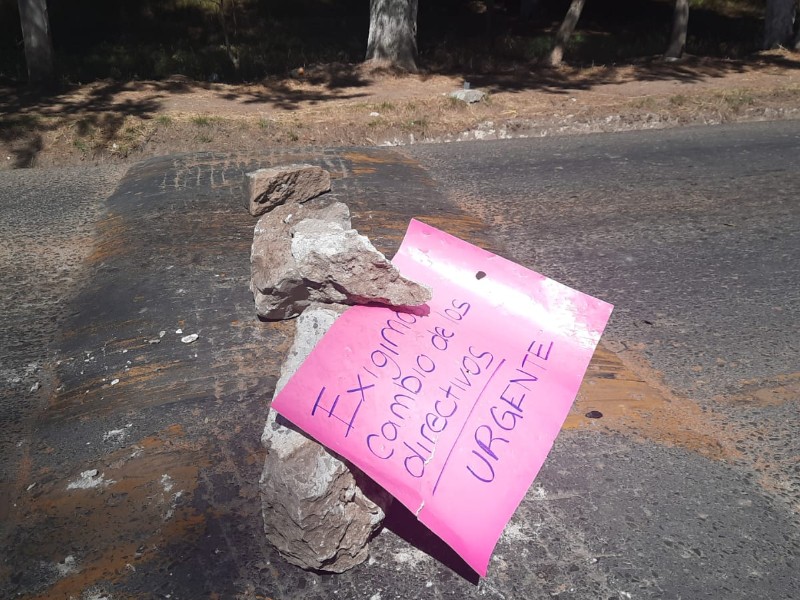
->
left=665, top=0, right=690, bottom=59
left=216, top=0, right=239, bottom=72
left=365, top=0, right=418, bottom=72
left=547, top=0, right=585, bottom=67
left=763, top=0, right=796, bottom=49
left=17, top=0, right=54, bottom=83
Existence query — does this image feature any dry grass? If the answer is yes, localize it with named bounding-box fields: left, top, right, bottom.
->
left=2, top=54, right=799, bottom=169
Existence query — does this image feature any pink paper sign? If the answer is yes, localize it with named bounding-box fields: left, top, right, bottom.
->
left=271, top=219, right=613, bottom=576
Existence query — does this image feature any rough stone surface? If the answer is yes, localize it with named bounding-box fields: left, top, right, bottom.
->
left=246, top=164, right=331, bottom=216
left=250, top=201, right=351, bottom=319
left=250, top=203, right=432, bottom=320
left=290, top=219, right=432, bottom=306
left=260, top=304, right=389, bottom=573
left=449, top=89, right=487, bottom=104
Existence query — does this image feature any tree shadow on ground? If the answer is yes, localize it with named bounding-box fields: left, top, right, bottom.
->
left=2, top=46, right=798, bottom=168
left=216, top=63, right=372, bottom=110
left=0, top=82, right=161, bottom=168
left=0, top=68, right=374, bottom=167
left=446, top=52, right=800, bottom=97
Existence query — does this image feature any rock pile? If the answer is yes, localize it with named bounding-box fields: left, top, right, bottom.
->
left=260, top=304, right=391, bottom=572
left=250, top=201, right=430, bottom=320
left=248, top=163, right=431, bottom=572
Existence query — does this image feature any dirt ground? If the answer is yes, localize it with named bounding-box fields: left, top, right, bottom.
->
left=2, top=51, right=800, bottom=170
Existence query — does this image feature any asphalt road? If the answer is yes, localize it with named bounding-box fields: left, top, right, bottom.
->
left=409, top=121, right=800, bottom=400
left=0, top=164, right=126, bottom=456
left=1, top=121, right=799, bottom=599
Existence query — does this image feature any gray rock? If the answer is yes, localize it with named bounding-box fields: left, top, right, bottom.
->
left=260, top=304, right=390, bottom=572
left=290, top=219, right=432, bottom=306
left=246, top=164, right=331, bottom=216
left=448, top=89, right=487, bottom=104
left=250, top=201, right=351, bottom=320
left=250, top=204, right=432, bottom=320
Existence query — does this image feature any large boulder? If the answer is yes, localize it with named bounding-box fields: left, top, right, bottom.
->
left=260, top=304, right=390, bottom=572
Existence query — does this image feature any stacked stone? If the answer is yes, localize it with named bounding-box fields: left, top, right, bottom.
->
left=246, top=164, right=431, bottom=572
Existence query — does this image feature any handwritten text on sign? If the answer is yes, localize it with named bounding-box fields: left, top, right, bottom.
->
left=271, top=219, right=613, bottom=576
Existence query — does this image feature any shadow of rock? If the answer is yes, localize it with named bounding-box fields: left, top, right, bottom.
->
left=382, top=501, right=480, bottom=585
